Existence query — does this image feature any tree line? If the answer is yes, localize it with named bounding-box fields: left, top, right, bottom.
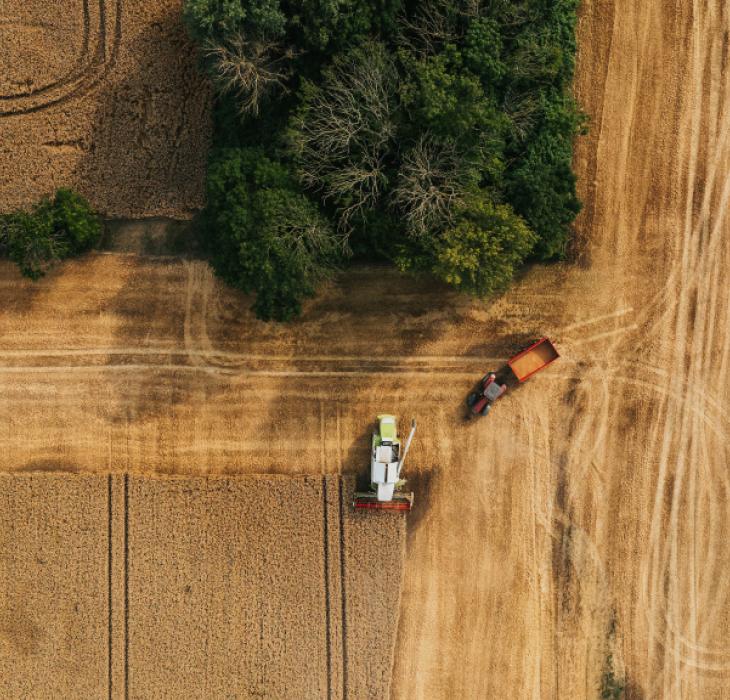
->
left=184, top=0, right=585, bottom=320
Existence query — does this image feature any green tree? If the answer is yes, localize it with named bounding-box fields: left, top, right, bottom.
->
left=183, top=0, right=285, bottom=42
left=463, top=17, right=505, bottom=85
left=398, top=46, right=508, bottom=185
left=506, top=90, right=583, bottom=259
left=204, top=148, right=347, bottom=320
left=430, top=196, right=536, bottom=296
left=286, top=0, right=403, bottom=53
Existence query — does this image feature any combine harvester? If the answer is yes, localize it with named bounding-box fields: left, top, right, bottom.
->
left=353, top=415, right=416, bottom=512
left=467, top=337, right=559, bottom=416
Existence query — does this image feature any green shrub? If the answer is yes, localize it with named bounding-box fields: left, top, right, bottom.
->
left=600, top=654, right=625, bottom=699
left=0, top=189, right=101, bottom=279
left=52, top=188, right=102, bottom=255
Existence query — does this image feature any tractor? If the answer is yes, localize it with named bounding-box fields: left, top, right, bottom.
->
left=467, top=372, right=508, bottom=416
left=467, top=338, right=560, bottom=418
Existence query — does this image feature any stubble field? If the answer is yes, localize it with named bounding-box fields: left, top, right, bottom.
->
left=1, top=0, right=730, bottom=698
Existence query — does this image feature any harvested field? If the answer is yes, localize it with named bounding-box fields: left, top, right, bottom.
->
left=0, top=472, right=405, bottom=699
left=0, top=0, right=211, bottom=217
left=1, top=0, right=730, bottom=698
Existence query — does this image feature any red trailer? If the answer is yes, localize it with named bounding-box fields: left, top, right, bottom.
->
left=507, top=337, right=560, bottom=382
left=467, top=338, right=559, bottom=416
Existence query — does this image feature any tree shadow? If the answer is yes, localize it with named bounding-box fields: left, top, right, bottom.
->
left=78, top=5, right=210, bottom=219
left=0, top=261, right=48, bottom=316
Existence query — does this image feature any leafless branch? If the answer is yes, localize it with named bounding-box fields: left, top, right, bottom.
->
left=204, top=32, right=293, bottom=116
left=502, top=89, right=539, bottom=142
left=270, top=213, right=348, bottom=282
left=391, top=136, right=473, bottom=238
left=396, top=0, right=462, bottom=56
left=289, top=43, right=397, bottom=230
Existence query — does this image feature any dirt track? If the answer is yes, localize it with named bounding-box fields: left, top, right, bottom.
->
left=1, top=0, right=729, bottom=697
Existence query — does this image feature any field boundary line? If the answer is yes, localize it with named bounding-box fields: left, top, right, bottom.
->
left=107, top=474, right=113, bottom=700
left=339, top=478, right=348, bottom=700
left=322, top=477, right=333, bottom=700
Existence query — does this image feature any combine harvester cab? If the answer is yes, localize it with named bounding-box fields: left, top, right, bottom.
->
left=353, top=415, right=415, bottom=512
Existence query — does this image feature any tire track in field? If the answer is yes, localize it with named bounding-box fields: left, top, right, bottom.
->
left=0, top=0, right=122, bottom=117
left=638, top=1, right=730, bottom=692
left=338, top=478, right=348, bottom=700
left=0, top=1, right=91, bottom=101
left=321, top=477, right=333, bottom=700
left=551, top=2, right=730, bottom=695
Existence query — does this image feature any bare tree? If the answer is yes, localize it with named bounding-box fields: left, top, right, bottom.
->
left=396, top=0, right=462, bottom=56
left=391, top=136, right=474, bottom=238
left=502, top=89, right=539, bottom=142
left=288, top=43, right=397, bottom=230
left=204, top=33, right=292, bottom=116
left=273, top=214, right=348, bottom=282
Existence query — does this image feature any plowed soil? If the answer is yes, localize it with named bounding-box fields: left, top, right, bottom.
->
left=1, top=0, right=729, bottom=698
left=0, top=473, right=404, bottom=699
left=0, top=0, right=210, bottom=217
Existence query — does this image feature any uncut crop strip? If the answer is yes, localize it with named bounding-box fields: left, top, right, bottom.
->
left=0, top=473, right=110, bottom=697
left=0, top=473, right=406, bottom=698
left=123, top=474, right=405, bottom=699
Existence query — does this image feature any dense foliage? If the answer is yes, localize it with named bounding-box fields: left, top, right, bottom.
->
left=0, top=189, right=101, bottom=279
left=204, top=148, right=346, bottom=320
left=185, top=0, right=584, bottom=319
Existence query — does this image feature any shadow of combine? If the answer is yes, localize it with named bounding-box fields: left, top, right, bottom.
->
left=404, top=466, right=438, bottom=545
